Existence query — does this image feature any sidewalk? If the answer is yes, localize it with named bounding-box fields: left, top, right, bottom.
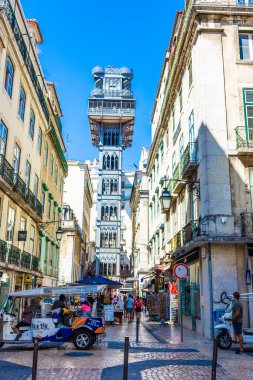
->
left=141, top=318, right=253, bottom=380
left=0, top=317, right=252, bottom=379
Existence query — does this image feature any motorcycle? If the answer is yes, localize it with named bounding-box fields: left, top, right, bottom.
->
left=215, top=299, right=253, bottom=350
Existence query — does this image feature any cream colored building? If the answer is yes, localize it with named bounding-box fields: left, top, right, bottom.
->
left=130, top=148, right=150, bottom=294
left=62, top=160, right=93, bottom=276
left=58, top=205, right=82, bottom=285
left=0, top=0, right=67, bottom=300
left=147, top=0, right=253, bottom=339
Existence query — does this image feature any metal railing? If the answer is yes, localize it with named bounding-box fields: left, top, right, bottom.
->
left=88, top=107, right=135, bottom=117
left=194, top=0, right=253, bottom=6
left=8, top=244, right=21, bottom=266
left=180, top=142, right=198, bottom=173
left=0, top=239, right=7, bottom=262
left=0, top=155, right=43, bottom=218
left=173, top=231, right=182, bottom=251
left=182, top=220, right=201, bottom=245
left=235, top=126, right=253, bottom=148
left=0, top=154, right=14, bottom=187
left=32, top=255, right=40, bottom=272
left=21, top=250, right=32, bottom=269
left=13, top=173, right=26, bottom=198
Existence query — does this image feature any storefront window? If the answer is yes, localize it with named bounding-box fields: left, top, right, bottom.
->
left=183, top=261, right=201, bottom=320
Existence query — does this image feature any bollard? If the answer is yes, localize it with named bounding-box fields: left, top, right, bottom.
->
left=136, top=318, right=140, bottom=343
left=211, top=336, right=218, bottom=380
left=123, top=336, right=129, bottom=380
left=32, top=338, right=39, bottom=380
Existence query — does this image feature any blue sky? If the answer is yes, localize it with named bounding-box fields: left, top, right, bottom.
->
left=22, top=0, right=185, bottom=169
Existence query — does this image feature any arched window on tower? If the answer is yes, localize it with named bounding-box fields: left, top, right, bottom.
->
left=101, top=206, right=105, bottom=220
left=111, top=155, right=115, bottom=170
left=103, top=155, right=107, bottom=169
left=111, top=179, right=118, bottom=194
left=106, top=155, right=110, bottom=169
left=115, top=156, right=119, bottom=170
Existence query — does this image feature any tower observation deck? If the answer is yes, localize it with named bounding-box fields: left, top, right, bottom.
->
left=88, top=66, right=136, bottom=277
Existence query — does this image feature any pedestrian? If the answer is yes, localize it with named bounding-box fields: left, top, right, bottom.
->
left=125, top=295, right=134, bottom=323
left=135, top=297, right=143, bottom=320
left=232, top=291, right=244, bottom=354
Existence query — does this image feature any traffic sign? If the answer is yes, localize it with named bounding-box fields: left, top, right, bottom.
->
left=173, top=263, right=188, bottom=280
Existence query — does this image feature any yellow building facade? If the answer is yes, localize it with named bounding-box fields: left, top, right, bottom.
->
left=0, top=0, right=67, bottom=302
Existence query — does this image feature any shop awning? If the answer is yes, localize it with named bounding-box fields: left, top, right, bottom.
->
left=76, top=276, right=123, bottom=288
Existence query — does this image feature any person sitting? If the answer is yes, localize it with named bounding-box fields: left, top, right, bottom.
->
left=80, top=300, right=92, bottom=315
left=51, top=294, right=71, bottom=326
left=13, top=298, right=41, bottom=340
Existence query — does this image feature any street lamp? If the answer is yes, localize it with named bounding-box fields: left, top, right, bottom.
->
left=56, top=226, right=63, bottom=243
left=159, top=188, right=172, bottom=213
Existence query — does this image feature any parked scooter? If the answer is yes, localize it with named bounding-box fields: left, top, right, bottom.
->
left=215, top=299, right=253, bottom=350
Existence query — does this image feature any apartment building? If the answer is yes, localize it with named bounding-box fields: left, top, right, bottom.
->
left=0, top=0, right=67, bottom=300
left=147, top=0, right=253, bottom=338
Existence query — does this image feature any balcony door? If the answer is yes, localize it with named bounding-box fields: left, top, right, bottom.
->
left=243, top=89, right=253, bottom=146
left=13, top=144, right=21, bottom=184
left=6, top=207, right=15, bottom=243
left=24, top=160, right=31, bottom=191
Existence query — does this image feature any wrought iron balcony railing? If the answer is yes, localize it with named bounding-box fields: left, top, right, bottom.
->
left=180, top=142, right=198, bottom=174
left=21, top=250, right=32, bottom=270
left=182, top=220, right=201, bottom=245
left=88, top=107, right=135, bottom=117
left=13, top=173, right=26, bottom=199
left=0, top=154, right=14, bottom=187
left=235, top=126, right=253, bottom=149
left=0, top=155, right=43, bottom=218
left=8, top=245, right=21, bottom=266
left=32, top=255, right=40, bottom=272
left=0, top=239, right=7, bottom=262
left=194, top=0, right=253, bottom=6
left=173, top=231, right=182, bottom=252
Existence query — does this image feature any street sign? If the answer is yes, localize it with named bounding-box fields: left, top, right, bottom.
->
left=173, top=263, right=188, bottom=280
left=18, top=231, right=27, bottom=242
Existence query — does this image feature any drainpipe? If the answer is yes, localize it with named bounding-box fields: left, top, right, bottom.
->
left=208, top=243, right=214, bottom=341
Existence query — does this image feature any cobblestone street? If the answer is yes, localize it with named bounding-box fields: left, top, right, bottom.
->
left=0, top=318, right=253, bottom=379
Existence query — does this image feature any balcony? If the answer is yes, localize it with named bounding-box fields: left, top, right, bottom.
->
left=241, top=212, right=253, bottom=238
left=194, top=0, right=253, bottom=7
left=180, top=142, right=198, bottom=179
left=170, top=163, right=185, bottom=194
left=1, top=243, right=40, bottom=273
left=173, top=231, right=182, bottom=252
left=235, top=126, right=253, bottom=166
left=88, top=107, right=135, bottom=118
left=0, top=155, right=42, bottom=219
left=0, top=240, right=7, bottom=262
left=182, top=220, right=201, bottom=245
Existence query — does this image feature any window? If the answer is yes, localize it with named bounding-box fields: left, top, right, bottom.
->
left=179, top=88, right=183, bottom=111
left=34, top=174, right=39, bottom=197
left=37, top=128, right=42, bottom=155
left=24, top=160, right=31, bottom=189
left=188, top=60, right=193, bottom=88
left=6, top=206, right=15, bottom=242
left=47, top=199, right=51, bottom=219
left=44, top=141, right=48, bottom=166
left=50, top=154, right=54, bottom=176
left=59, top=174, right=63, bottom=193
left=13, top=143, right=21, bottom=175
left=172, top=152, right=176, bottom=173
left=243, top=89, right=253, bottom=128
left=41, top=191, right=46, bottom=213
left=239, top=34, right=253, bottom=61
left=18, top=87, right=26, bottom=121
left=179, top=134, right=184, bottom=159
left=4, top=57, right=14, bottom=97
left=55, top=164, right=58, bottom=185
left=172, top=110, right=175, bottom=131
left=29, top=110, right=35, bottom=140
left=0, top=121, right=7, bottom=156
left=29, top=225, right=35, bottom=254
left=19, top=217, right=27, bottom=250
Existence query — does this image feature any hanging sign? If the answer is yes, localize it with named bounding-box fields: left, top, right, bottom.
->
left=18, top=231, right=27, bottom=241
left=173, top=263, right=189, bottom=280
